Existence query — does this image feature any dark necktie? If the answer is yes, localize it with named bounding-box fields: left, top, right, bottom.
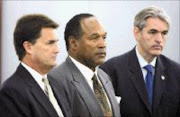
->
left=144, top=65, right=154, bottom=107
left=92, top=74, right=112, bottom=117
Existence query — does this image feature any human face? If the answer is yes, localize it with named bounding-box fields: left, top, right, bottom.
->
left=74, top=17, right=107, bottom=71
left=134, top=18, right=168, bottom=62
left=30, top=28, right=59, bottom=73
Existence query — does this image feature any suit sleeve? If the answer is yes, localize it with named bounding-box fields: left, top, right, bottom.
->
left=0, top=87, right=27, bottom=117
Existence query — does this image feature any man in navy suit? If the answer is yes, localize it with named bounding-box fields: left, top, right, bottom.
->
left=100, top=6, right=180, bottom=117
left=0, top=14, right=71, bottom=117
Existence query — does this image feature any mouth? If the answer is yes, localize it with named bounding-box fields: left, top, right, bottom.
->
left=96, top=52, right=106, bottom=58
left=52, top=56, right=57, bottom=60
left=152, top=45, right=162, bottom=50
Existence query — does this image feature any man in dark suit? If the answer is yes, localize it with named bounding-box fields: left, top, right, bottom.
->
left=100, top=6, right=180, bottom=117
left=0, top=14, right=71, bottom=117
left=49, top=13, right=120, bottom=117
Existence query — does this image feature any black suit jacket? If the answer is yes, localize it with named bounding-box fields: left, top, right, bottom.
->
left=100, top=48, right=180, bottom=117
left=49, top=57, right=120, bottom=117
left=0, top=64, right=71, bottom=117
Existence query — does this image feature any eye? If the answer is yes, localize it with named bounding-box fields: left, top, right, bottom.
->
left=162, top=31, right=168, bottom=36
left=148, top=29, right=158, bottom=35
left=46, top=40, right=58, bottom=45
left=149, top=31, right=157, bottom=35
left=91, top=35, right=99, bottom=40
left=93, top=36, right=99, bottom=39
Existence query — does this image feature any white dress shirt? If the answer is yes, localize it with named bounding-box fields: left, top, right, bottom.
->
left=135, top=47, right=156, bottom=81
left=21, top=62, right=46, bottom=92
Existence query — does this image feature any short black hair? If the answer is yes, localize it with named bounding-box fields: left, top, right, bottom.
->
left=14, top=14, right=59, bottom=60
left=64, top=13, right=94, bottom=51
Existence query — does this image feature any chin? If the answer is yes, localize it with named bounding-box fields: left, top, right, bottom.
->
left=97, top=61, right=105, bottom=65
left=156, top=51, right=162, bottom=55
left=151, top=53, right=160, bottom=57
left=49, top=63, right=57, bottom=68
left=53, top=63, right=58, bottom=67
left=151, top=50, right=162, bottom=56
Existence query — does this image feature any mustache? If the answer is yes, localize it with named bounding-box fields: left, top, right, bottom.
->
left=96, top=49, right=106, bottom=55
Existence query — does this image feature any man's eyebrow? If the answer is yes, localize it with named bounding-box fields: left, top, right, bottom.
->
left=91, top=32, right=107, bottom=36
left=162, top=30, right=168, bottom=33
left=149, top=29, right=168, bottom=33
left=149, top=29, right=158, bottom=32
left=47, top=39, right=59, bottom=43
left=90, top=33, right=99, bottom=36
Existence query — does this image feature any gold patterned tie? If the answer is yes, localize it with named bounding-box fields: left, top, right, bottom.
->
left=42, top=77, right=64, bottom=117
left=92, top=74, right=113, bottom=117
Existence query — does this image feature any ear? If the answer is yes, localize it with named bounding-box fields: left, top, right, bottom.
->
left=69, top=36, right=78, bottom=51
left=133, top=27, right=141, bottom=41
left=23, top=41, right=33, bottom=55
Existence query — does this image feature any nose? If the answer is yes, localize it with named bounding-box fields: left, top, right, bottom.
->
left=54, top=43, right=60, bottom=53
left=98, top=37, right=106, bottom=48
left=155, top=33, right=163, bottom=43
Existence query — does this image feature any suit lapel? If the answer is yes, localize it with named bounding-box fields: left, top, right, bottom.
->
left=17, top=64, right=58, bottom=117
left=48, top=76, right=71, bottom=117
left=153, top=56, right=166, bottom=108
left=66, top=57, right=104, bottom=117
left=128, top=49, right=152, bottom=113
left=30, top=86, right=58, bottom=117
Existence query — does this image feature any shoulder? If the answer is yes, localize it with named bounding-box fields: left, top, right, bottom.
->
left=98, top=68, right=114, bottom=83
left=159, top=55, right=180, bottom=71
left=1, top=64, right=32, bottom=91
left=48, top=60, right=74, bottom=89
left=49, top=61, right=69, bottom=78
left=0, top=70, right=31, bottom=117
left=0, top=71, right=27, bottom=101
left=106, top=52, right=129, bottom=64
left=98, top=68, right=110, bottom=78
left=1, top=70, right=24, bottom=90
left=97, top=68, right=114, bottom=88
left=100, top=49, right=133, bottom=70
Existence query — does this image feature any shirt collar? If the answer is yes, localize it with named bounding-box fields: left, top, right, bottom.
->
left=135, top=46, right=156, bottom=68
left=21, top=62, right=47, bottom=84
left=69, top=56, right=98, bottom=82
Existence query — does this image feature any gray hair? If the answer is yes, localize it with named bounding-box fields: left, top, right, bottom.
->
left=134, top=6, right=171, bottom=31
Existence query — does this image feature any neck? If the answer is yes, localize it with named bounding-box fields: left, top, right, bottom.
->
left=22, top=58, right=50, bottom=75
left=137, top=46, right=155, bottom=64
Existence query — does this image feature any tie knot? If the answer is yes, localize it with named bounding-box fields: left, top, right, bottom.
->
left=92, top=74, right=98, bottom=81
left=144, top=65, right=153, bottom=73
left=42, top=77, right=49, bottom=85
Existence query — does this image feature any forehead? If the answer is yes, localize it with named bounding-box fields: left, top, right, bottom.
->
left=36, top=28, right=58, bottom=42
left=40, top=27, right=56, bottom=34
left=144, top=17, right=168, bottom=31
left=40, top=28, right=57, bottom=37
left=80, top=17, right=106, bottom=35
